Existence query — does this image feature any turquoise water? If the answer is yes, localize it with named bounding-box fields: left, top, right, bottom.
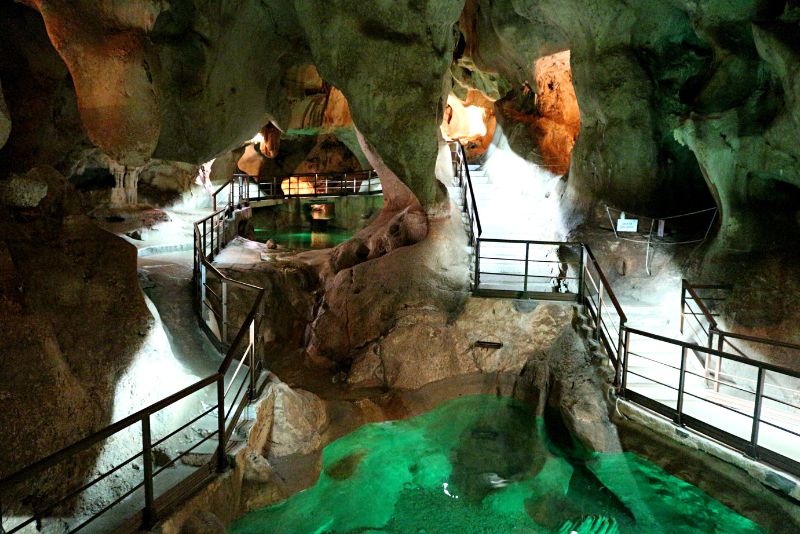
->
left=254, top=228, right=353, bottom=250
left=231, top=395, right=763, bottom=534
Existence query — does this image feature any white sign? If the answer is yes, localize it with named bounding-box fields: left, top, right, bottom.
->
left=616, top=218, right=639, bottom=232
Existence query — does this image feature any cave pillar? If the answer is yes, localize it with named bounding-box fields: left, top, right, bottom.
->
left=108, top=161, right=143, bottom=207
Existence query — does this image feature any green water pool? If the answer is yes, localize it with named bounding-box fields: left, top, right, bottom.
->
left=254, top=228, right=353, bottom=250
left=230, top=395, right=764, bottom=534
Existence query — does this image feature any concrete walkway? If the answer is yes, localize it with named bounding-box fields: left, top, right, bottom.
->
left=457, top=135, right=800, bottom=474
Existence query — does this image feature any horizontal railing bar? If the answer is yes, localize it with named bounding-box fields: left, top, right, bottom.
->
left=758, top=418, right=800, bottom=439
left=626, top=327, right=800, bottom=378
left=719, top=330, right=800, bottom=352
left=235, top=170, right=375, bottom=179
left=36, top=448, right=145, bottom=519
left=0, top=374, right=220, bottom=490
left=584, top=245, right=626, bottom=322
left=688, top=283, right=734, bottom=290
left=152, top=430, right=219, bottom=479
left=761, top=394, right=800, bottom=411
left=626, top=370, right=679, bottom=392
left=682, top=370, right=758, bottom=396
left=478, top=238, right=582, bottom=246
left=65, top=479, right=145, bottom=534
left=151, top=405, right=217, bottom=450
left=477, top=256, right=578, bottom=265
left=681, top=389, right=755, bottom=419
left=627, top=351, right=680, bottom=371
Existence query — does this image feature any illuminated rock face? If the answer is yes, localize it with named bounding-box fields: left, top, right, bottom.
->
left=532, top=51, right=580, bottom=176
left=13, top=0, right=464, bottom=212
left=441, top=91, right=497, bottom=159
left=3, top=0, right=798, bottom=240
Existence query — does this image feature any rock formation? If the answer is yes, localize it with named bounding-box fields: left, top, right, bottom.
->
left=0, top=165, right=151, bottom=503
left=2, top=0, right=800, bottom=529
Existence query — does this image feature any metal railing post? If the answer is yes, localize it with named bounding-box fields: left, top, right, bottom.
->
left=676, top=346, right=688, bottom=425
left=714, top=331, right=725, bottom=392
left=523, top=243, right=530, bottom=294
left=620, top=329, right=631, bottom=396
left=202, top=219, right=207, bottom=257
left=210, top=216, right=215, bottom=261
left=216, top=376, right=227, bottom=473
left=614, top=319, right=626, bottom=388
left=200, top=264, right=207, bottom=309
left=142, top=414, right=155, bottom=528
left=750, top=367, right=766, bottom=459
left=221, top=280, right=228, bottom=342
left=596, top=284, right=604, bottom=343
left=248, top=320, right=257, bottom=400
left=474, top=239, right=481, bottom=293
left=680, top=280, right=686, bottom=335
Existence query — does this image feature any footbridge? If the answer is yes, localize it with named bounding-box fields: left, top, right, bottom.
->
left=211, top=169, right=381, bottom=211
left=449, top=140, right=800, bottom=479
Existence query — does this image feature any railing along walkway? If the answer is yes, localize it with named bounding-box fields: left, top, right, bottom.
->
left=449, top=141, right=800, bottom=479
left=0, top=188, right=268, bottom=533
left=223, top=170, right=380, bottom=207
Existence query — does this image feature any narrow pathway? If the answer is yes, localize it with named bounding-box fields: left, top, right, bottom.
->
left=138, top=250, right=220, bottom=376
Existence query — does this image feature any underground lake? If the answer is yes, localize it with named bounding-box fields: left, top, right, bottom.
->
left=230, top=395, right=763, bottom=534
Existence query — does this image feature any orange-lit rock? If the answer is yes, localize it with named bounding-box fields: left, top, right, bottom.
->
left=440, top=91, right=496, bottom=159
left=25, top=0, right=161, bottom=166
left=293, top=134, right=361, bottom=175
left=496, top=51, right=579, bottom=175
left=532, top=51, right=580, bottom=175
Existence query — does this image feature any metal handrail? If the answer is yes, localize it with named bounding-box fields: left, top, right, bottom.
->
left=681, top=278, right=800, bottom=356
left=0, top=186, right=268, bottom=533
left=717, top=329, right=800, bottom=353
left=621, top=326, right=800, bottom=474
left=232, top=169, right=380, bottom=202
left=583, top=244, right=627, bottom=324
left=447, top=138, right=799, bottom=477
left=454, top=142, right=482, bottom=238
left=624, top=327, right=800, bottom=378
left=239, top=169, right=375, bottom=179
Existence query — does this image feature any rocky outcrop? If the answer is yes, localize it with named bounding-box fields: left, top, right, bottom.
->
left=0, top=2, right=88, bottom=177
left=0, top=166, right=150, bottom=505
left=12, top=1, right=465, bottom=214
left=348, top=300, right=571, bottom=390
left=294, top=0, right=465, bottom=208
